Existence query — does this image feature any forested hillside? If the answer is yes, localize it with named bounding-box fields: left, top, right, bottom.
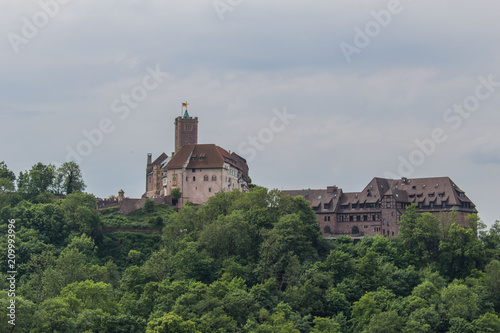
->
left=1, top=162, right=500, bottom=332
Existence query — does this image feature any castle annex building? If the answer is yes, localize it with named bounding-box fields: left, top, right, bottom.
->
left=283, top=176, right=477, bottom=239
left=145, top=105, right=250, bottom=205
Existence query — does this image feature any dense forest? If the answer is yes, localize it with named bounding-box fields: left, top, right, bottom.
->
left=1, top=161, right=500, bottom=332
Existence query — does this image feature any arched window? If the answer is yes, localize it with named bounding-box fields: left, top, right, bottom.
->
left=203, top=175, right=209, bottom=181
left=212, top=175, right=217, bottom=181
left=352, top=226, right=360, bottom=234
left=324, top=226, right=331, bottom=234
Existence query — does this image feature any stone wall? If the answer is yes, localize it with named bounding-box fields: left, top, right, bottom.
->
left=118, top=196, right=173, bottom=215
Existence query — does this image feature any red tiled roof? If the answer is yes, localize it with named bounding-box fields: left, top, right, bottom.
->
left=165, top=144, right=249, bottom=181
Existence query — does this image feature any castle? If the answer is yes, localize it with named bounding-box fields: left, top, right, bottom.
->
left=283, top=176, right=477, bottom=239
left=141, top=103, right=477, bottom=239
left=144, top=104, right=250, bottom=205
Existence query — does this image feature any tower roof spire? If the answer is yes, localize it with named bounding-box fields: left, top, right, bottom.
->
left=182, top=101, right=189, bottom=118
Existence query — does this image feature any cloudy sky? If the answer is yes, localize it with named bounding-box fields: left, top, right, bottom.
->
left=1, top=0, right=499, bottom=226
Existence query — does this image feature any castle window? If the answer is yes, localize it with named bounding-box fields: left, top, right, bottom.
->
left=173, top=175, right=177, bottom=181
left=430, top=202, right=434, bottom=208
left=209, top=188, right=212, bottom=193
left=392, top=231, right=394, bottom=236
left=212, top=175, right=217, bottom=181
left=363, top=215, right=368, bottom=221
left=193, top=176, right=196, bottom=181
left=349, top=216, right=354, bottom=222
left=185, top=125, right=192, bottom=130
left=192, top=169, right=196, bottom=172
left=341, top=205, right=349, bottom=209
left=200, top=157, right=204, bottom=161
left=359, top=203, right=365, bottom=209
left=328, top=216, right=331, bottom=221
left=339, top=216, right=344, bottom=222
left=324, top=226, right=331, bottom=234
left=387, top=221, right=390, bottom=226
left=352, top=226, right=359, bottom=234
left=203, top=175, right=209, bottom=181
left=367, top=192, right=372, bottom=198
left=324, top=203, right=330, bottom=210
left=372, top=215, right=376, bottom=221
left=386, top=202, right=391, bottom=208
left=356, top=215, right=360, bottom=221
left=418, top=202, right=423, bottom=209
left=442, top=201, right=447, bottom=208
left=352, top=203, right=357, bottom=209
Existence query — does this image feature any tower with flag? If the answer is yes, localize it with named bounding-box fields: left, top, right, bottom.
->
left=174, top=101, right=198, bottom=151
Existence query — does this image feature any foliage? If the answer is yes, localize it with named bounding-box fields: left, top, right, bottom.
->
left=0, top=178, right=499, bottom=332
left=54, top=161, right=86, bottom=195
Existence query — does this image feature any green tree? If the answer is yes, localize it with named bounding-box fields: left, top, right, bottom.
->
left=439, top=223, right=485, bottom=279
left=171, top=187, right=182, bottom=209
left=350, top=288, right=396, bottom=332
left=258, top=213, right=318, bottom=285
left=440, top=283, right=480, bottom=322
left=0, top=161, right=15, bottom=193
left=144, top=198, right=155, bottom=215
left=22, top=162, right=56, bottom=196
left=472, top=312, right=500, bottom=333
left=146, top=312, right=199, bottom=333
left=55, top=161, right=86, bottom=195
left=311, top=316, right=341, bottom=333
left=397, top=205, right=441, bottom=266
left=364, top=311, right=404, bottom=333
left=60, top=280, right=117, bottom=313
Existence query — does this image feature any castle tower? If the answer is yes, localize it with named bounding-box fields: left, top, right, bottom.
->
left=175, top=102, right=198, bottom=151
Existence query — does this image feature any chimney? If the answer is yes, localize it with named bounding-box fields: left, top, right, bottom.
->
left=147, top=153, right=152, bottom=165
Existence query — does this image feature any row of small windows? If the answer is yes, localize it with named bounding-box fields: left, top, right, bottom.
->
left=338, top=215, right=380, bottom=222
left=184, top=175, right=218, bottom=182
left=323, top=226, right=395, bottom=237
left=337, top=202, right=408, bottom=210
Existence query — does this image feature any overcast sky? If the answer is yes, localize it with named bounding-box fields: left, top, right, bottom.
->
left=1, top=0, right=499, bottom=227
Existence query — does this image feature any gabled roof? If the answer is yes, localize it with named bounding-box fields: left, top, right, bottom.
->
left=284, top=176, right=476, bottom=213
left=147, top=153, right=168, bottom=173
left=283, top=187, right=342, bottom=211
left=165, top=144, right=249, bottom=181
